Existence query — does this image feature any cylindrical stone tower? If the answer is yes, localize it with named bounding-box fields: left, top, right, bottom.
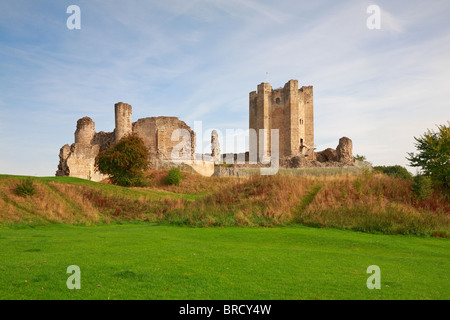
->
left=114, top=102, right=132, bottom=142
left=74, top=117, right=95, bottom=145
left=211, top=130, right=220, bottom=162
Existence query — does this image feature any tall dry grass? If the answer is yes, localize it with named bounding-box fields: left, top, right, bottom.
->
left=150, top=172, right=449, bottom=235
left=297, top=173, right=449, bottom=237
left=0, top=172, right=448, bottom=237
left=0, top=178, right=102, bottom=225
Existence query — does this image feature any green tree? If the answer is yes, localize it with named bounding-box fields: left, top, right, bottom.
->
left=95, top=135, right=149, bottom=186
left=406, top=122, right=450, bottom=191
left=353, top=154, right=366, bottom=162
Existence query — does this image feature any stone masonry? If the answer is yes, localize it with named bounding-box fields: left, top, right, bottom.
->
left=315, top=137, right=354, bottom=166
left=247, top=79, right=353, bottom=168
left=249, top=80, right=314, bottom=161
left=56, top=103, right=195, bottom=181
left=211, top=130, right=220, bottom=163
left=57, top=79, right=354, bottom=180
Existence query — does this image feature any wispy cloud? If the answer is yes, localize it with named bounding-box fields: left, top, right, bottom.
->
left=0, top=0, right=449, bottom=175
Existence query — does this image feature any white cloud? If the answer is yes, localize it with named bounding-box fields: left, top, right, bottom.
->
left=0, top=0, right=449, bottom=175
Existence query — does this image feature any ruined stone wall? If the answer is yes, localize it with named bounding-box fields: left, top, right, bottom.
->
left=56, top=117, right=109, bottom=181
left=74, top=117, right=95, bottom=145
left=132, top=116, right=195, bottom=162
left=92, top=131, right=115, bottom=152
left=249, top=80, right=314, bottom=161
left=315, top=137, right=354, bottom=165
left=211, top=130, right=220, bottom=163
left=336, top=137, right=353, bottom=165
left=57, top=103, right=195, bottom=181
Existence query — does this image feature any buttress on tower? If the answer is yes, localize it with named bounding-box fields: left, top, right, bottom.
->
left=249, top=79, right=314, bottom=160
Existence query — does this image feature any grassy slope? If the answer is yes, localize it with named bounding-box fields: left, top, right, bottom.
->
left=1, top=175, right=200, bottom=200
left=0, top=223, right=448, bottom=300
left=0, top=174, right=201, bottom=225
left=0, top=172, right=449, bottom=237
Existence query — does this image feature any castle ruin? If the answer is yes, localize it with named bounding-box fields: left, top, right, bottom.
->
left=248, top=79, right=353, bottom=167
left=56, top=79, right=354, bottom=181
left=56, top=102, right=195, bottom=181
left=249, top=79, right=314, bottom=160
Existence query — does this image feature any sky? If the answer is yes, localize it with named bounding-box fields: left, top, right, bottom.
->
left=0, top=0, right=449, bottom=176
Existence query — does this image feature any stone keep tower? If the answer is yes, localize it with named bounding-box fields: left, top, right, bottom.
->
left=249, top=79, right=314, bottom=160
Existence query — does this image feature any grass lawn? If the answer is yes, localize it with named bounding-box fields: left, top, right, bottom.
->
left=0, top=223, right=448, bottom=300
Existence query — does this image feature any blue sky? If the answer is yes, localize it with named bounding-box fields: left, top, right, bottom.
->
left=1, top=0, right=449, bottom=176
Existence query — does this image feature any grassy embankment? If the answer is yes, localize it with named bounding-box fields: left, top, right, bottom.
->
left=0, top=169, right=448, bottom=237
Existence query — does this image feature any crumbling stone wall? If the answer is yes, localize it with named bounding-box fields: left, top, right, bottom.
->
left=74, top=117, right=95, bottom=145
left=133, top=116, right=195, bottom=162
left=56, top=103, right=195, bottom=182
left=92, top=131, right=115, bottom=152
left=315, top=137, right=354, bottom=166
left=211, top=130, right=220, bottom=163
left=56, top=117, right=108, bottom=181
left=315, top=148, right=338, bottom=162
left=57, top=81, right=355, bottom=180
left=336, top=137, right=353, bottom=165
left=216, top=136, right=354, bottom=169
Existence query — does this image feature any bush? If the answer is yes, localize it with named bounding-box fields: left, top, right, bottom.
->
left=95, top=135, right=149, bottom=187
left=373, top=165, right=413, bottom=180
left=165, top=168, right=183, bottom=185
left=412, top=175, right=433, bottom=200
left=15, top=178, right=36, bottom=197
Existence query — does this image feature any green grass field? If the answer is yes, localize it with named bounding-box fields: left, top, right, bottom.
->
left=0, top=223, right=448, bottom=300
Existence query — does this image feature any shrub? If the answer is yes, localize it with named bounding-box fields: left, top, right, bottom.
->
left=412, top=175, right=433, bottom=200
left=15, top=178, right=36, bottom=197
left=95, top=135, right=149, bottom=187
left=373, top=165, right=413, bottom=181
left=165, top=168, right=183, bottom=185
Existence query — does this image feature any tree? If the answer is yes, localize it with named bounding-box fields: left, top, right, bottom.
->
left=95, top=135, right=149, bottom=186
left=353, top=154, right=366, bottom=162
left=406, top=122, right=450, bottom=191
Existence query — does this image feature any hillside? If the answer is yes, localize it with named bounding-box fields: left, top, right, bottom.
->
left=0, top=170, right=448, bottom=237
